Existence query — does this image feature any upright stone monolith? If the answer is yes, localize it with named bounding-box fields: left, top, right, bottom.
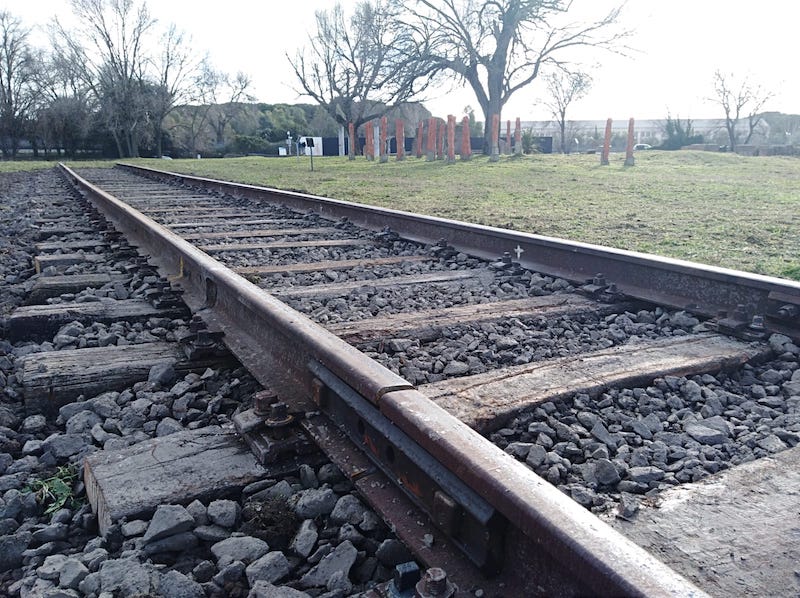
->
left=490, top=114, right=500, bottom=162
left=426, top=118, right=436, bottom=161
left=446, top=115, right=456, bottom=164
left=379, top=116, right=388, bottom=163
left=461, top=116, right=472, bottom=161
left=600, top=118, right=612, bottom=165
left=436, top=121, right=445, bottom=160
left=624, top=117, right=635, bottom=166
left=373, top=121, right=381, bottom=162
left=365, top=121, right=374, bottom=160
left=416, top=122, right=424, bottom=158
left=348, top=123, right=356, bottom=160
left=505, top=120, right=512, bottom=154
left=396, top=120, right=405, bottom=161
left=514, top=117, right=522, bottom=155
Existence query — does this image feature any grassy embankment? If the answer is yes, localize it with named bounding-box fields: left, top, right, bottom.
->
left=7, top=151, right=799, bottom=280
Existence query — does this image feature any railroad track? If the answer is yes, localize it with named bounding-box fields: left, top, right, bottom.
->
left=3, top=163, right=798, bottom=596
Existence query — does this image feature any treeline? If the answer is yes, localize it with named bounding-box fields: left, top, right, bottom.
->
left=0, top=4, right=346, bottom=160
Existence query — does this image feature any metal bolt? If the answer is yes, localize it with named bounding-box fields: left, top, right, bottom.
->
left=749, top=314, right=765, bottom=330
left=253, top=390, right=277, bottom=417
left=270, top=402, right=288, bottom=420
left=593, top=273, right=607, bottom=286
left=264, top=401, right=294, bottom=428
left=733, top=304, right=748, bottom=320
left=393, top=561, right=421, bottom=591
left=415, top=567, right=455, bottom=598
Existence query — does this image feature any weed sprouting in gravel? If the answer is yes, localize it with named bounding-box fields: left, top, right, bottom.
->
left=26, top=465, right=84, bottom=515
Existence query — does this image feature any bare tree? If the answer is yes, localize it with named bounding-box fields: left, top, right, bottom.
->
left=289, top=0, right=435, bottom=156
left=170, top=57, right=217, bottom=157
left=407, top=0, right=626, bottom=150
left=711, top=70, right=773, bottom=152
left=35, top=52, right=94, bottom=157
left=206, top=70, right=254, bottom=150
left=53, top=0, right=155, bottom=157
left=542, top=70, right=591, bottom=153
left=0, top=11, right=38, bottom=158
left=149, top=24, right=197, bottom=157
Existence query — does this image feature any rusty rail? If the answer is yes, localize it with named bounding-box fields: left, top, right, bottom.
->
left=60, top=163, right=706, bottom=596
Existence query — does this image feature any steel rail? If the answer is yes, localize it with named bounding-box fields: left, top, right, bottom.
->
left=60, top=164, right=705, bottom=596
left=117, top=162, right=800, bottom=341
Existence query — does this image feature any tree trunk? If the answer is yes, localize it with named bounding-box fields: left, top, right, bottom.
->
left=480, top=99, right=503, bottom=156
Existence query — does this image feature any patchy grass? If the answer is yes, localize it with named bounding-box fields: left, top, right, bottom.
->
left=130, top=151, right=800, bottom=280
left=5, top=152, right=797, bottom=280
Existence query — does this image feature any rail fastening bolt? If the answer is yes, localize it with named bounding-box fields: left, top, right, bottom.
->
left=415, top=567, right=455, bottom=598
left=253, top=390, right=277, bottom=417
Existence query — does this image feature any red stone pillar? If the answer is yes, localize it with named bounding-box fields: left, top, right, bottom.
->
left=396, top=120, right=405, bottom=161
left=365, top=121, right=374, bottom=160
left=426, top=118, right=436, bottom=161
left=379, top=116, right=388, bottom=163
left=625, top=117, right=635, bottom=166
left=416, top=122, right=424, bottom=158
left=446, top=115, right=456, bottom=164
left=600, top=118, right=612, bottom=165
left=514, top=117, right=522, bottom=155
left=490, top=114, right=500, bottom=162
left=436, top=121, right=445, bottom=160
left=461, top=116, right=472, bottom=161
left=506, top=120, right=511, bottom=154
left=348, top=122, right=356, bottom=160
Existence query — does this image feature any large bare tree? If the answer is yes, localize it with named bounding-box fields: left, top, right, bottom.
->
left=407, top=0, right=625, bottom=150
left=289, top=0, right=435, bottom=155
left=542, top=69, right=591, bottom=153
left=52, top=0, right=156, bottom=158
left=711, top=70, right=772, bottom=152
left=35, top=52, right=94, bottom=158
left=0, top=11, right=38, bottom=158
left=149, top=24, right=197, bottom=157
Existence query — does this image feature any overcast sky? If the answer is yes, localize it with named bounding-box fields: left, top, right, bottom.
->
left=6, top=0, right=799, bottom=121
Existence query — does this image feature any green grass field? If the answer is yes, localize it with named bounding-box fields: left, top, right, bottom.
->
left=13, top=151, right=800, bottom=280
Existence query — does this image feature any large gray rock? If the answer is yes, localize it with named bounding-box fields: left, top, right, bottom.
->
left=59, top=558, right=90, bottom=590
left=207, top=499, right=240, bottom=529
left=65, top=410, right=102, bottom=436
left=685, top=423, right=727, bottom=446
left=290, top=519, right=318, bottom=558
left=142, top=504, right=195, bottom=544
left=248, top=581, right=311, bottom=598
left=330, top=494, right=367, bottom=525
left=97, top=557, right=160, bottom=595
left=0, top=531, right=31, bottom=571
left=291, top=488, right=337, bottom=518
left=37, top=554, right=68, bottom=581
left=757, top=434, right=788, bottom=453
left=143, top=531, right=198, bottom=555
left=42, top=434, right=87, bottom=459
left=627, top=466, right=665, bottom=484
left=211, top=536, right=270, bottom=567
left=593, top=458, right=621, bottom=486
left=300, top=540, right=357, bottom=588
left=157, top=569, right=205, bottom=598
left=245, top=551, right=290, bottom=586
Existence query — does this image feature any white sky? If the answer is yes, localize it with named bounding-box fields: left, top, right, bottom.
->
left=4, top=0, right=799, bottom=121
